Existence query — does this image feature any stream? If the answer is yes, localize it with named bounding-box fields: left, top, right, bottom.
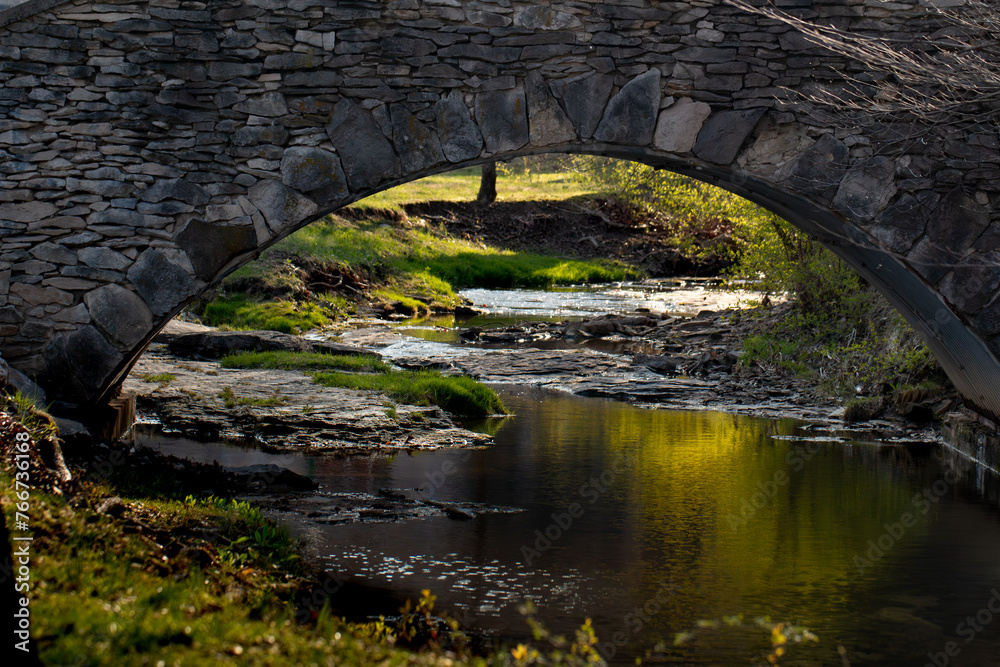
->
left=138, top=283, right=1000, bottom=665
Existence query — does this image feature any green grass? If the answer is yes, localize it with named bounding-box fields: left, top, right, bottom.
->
left=201, top=296, right=330, bottom=334
left=218, top=386, right=289, bottom=408
left=220, top=351, right=390, bottom=373
left=354, top=161, right=599, bottom=212
left=140, top=372, right=176, bottom=384
left=10, top=475, right=484, bottom=667
left=274, top=219, right=640, bottom=289
left=313, top=370, right=508, bottom=417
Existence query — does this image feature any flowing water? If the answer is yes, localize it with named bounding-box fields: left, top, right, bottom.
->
left=143, top=386, right=1000, bottom=666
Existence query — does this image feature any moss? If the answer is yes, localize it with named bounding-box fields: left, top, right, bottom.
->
left=312, top=370, right=508, bottom=417
left=217, top=386, right=289, bottom=408
left=139, top=372, right=176, bottom=384
left=201, top=297, right=330, bottom=334
left=219, top=351, right=389, bottom=374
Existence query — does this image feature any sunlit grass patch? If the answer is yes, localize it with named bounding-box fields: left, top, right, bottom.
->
left=217, top=386, right=289, bottom=408
left=280, top=218, right=640, bottom=289
left=139, top=372, right=176, bottom=384
left=353, top=160, right=599, bottom=211
left=313, top=370, right=508, bottom=417
left=201, top=296, right=330, bottom=334
left=220, top=351, right=389, bottom=374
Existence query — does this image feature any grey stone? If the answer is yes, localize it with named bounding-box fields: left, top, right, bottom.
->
left=927, top=187, right=990, bottom=255
left=127, top=249, right=199, bottom=318
left=654, top=98, right=712, bottom=153
left=389, top=105, right=446, bottom=172
left=552, top=73, right=614, bottom=141
left=693, top=108, right=766, bottom=165
left=524, top=71, right=576, bottom=147
left=436, top=92, right=484, bottom=162
left=10, top=284, right=73, bottom=306
left=515, top=6, right=582, bottom=30
left=30, top=243, right=77, bottom=265
left=594, top=69, right=661, bottom=145
left=61, top=325, right=124, bottom=390
left=870, top=193, right=931, bottom=254
left=208, top=61, right=263, bottom=80
left=475, top=87, right=530, bottom=154
left=937, top=254, right=1000, bottom=314
left=975, top=296, right=1000, bottom=337
left=0, top=201, right=58, bottom=223
left=177, top=219, right=258, bottom=282
left=785, top=134, right=850, bottom=203
left=907, top=238, right=959, bottom=286
left=232, top=124, right=289, bottom=147
left=832, top=156, right=897, bottom=221
left=139, top=178, right=211, bottom=206
left=233, top=92, right=289, bottom=117
left=280, top=146, right=350, bottom=207
left=50, top=303, right=91, bottom=324
left=325, top=98, right=401, bottom=191
left=247, top=179, right=319, bottom=237
left=85, top=284, right=152, bottom=349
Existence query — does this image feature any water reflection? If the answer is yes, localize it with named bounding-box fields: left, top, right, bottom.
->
left=142, top=389, right=1000, bottom=665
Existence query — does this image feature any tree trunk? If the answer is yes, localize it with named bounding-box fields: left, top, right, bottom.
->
left=477, top=162, right=497, bottom=205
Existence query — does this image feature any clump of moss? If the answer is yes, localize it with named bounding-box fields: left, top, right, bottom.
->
left=201, top=297, right=331, bottom=334
left=220, top=351, right=389, bottom=374
left=313, top=370, right=507, bottom=417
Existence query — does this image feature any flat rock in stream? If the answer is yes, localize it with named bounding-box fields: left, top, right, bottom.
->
left=166, top=330, right=371, bottom=359
left=124, top=349, right=491, bottom=451
left=223, top=463, right=318, bottom=492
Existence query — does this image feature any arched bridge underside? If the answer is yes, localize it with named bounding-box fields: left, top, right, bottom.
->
left=3, top=0, right=1000, bottom=419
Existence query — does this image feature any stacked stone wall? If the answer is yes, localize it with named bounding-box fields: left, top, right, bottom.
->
left=1, top=0, right=1000, bottom=414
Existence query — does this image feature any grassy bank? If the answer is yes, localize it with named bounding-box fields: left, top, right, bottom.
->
left=221, top=351, right=508, bottom=417
left=191, top=163, right=641, bottom=332
left=0, top=401, right=612, bottom=666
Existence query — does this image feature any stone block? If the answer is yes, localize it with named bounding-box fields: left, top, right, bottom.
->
left=926, top=187, right=990, bottom=256
left=551, top=73, right=614, bottom=141
left=784, top=134, right=850, bottom=203
left=832, top=156, right=897, bottom=221
left=0, top=202, right=58, bottom=223
left=30, top=243, right=78, bottom=265
left=177, top=219, right=259, bottom=282
left=653, top=98, right=712, bottom=153
left=234, top=92, right=289, bottom=117
left=524, top=71, right=576, bottom=147
left=594, top=69, right=661, bottom=145
left=84, top=284, right=152, bottom=350
left=389, top=105, right=447, bottom=172
left=139, top=178, right=211, bottom=206
left=232, top=124, right=289, bottom=147
left=248, top=179, right=319, bottom=237
left=127, top=248, right=199, bottom=318
left=693, top=108, right=766, bottom=165
left=436, top=91, right=484, bottom=162
left=325, top=98, right=401, bottom=190
left=475, top=87, right=530, bottom=154
left=870, top=193, right=932, bottom=254
left=515, top=6, right=581, bottom=30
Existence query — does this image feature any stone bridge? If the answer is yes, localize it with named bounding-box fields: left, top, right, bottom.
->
left=2, top=0, right=1000, bottom=419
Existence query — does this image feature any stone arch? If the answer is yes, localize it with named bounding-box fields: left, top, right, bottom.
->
left=2, top=0, right=1000, bottom=419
